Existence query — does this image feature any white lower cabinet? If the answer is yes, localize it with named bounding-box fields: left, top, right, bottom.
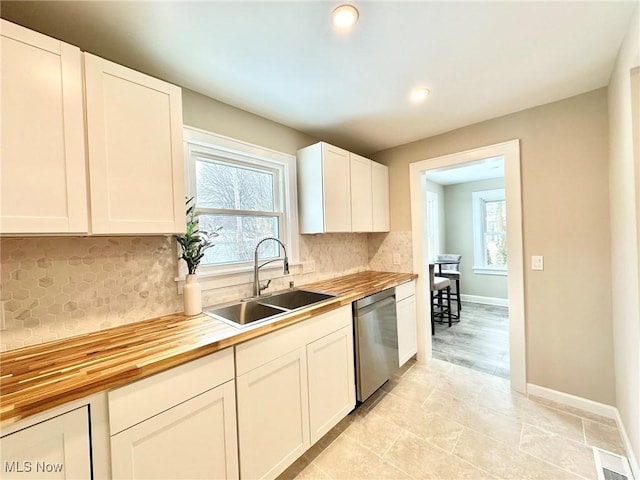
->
left=0, top=407, right=91, bottom=479
left=111, top=381, right=238, bottom=480
left=236, top=305, right=355, bottom=480
left=108, top=348, right=238, bottom=480
left=307, top=326, right=355, bottom=444
left=237, top=349, right=310, bottom=480
left=396, top=281, right=417, bottom=367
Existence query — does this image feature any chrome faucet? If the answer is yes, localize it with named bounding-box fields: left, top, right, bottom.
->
left=253, top=237, right=289, bottom=297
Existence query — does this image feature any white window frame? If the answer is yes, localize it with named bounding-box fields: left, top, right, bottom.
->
left=472, top=188, right=507, bottom=276
left=179, top=126, right=299, bottom=289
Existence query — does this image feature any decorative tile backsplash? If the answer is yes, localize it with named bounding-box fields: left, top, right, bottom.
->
left=0, top=233, right=373, bottom=351
left=368, top=231, right=413, bottom=273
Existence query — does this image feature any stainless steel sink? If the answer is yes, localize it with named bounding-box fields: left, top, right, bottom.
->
left=203, top=289, right=336, bottom=328
left=260, top=289, right=335, bottom=310
left=205, top=301, right=287, bottom=327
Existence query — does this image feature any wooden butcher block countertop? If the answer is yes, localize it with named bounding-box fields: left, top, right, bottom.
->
left=0, top=271, right=417, bottom=427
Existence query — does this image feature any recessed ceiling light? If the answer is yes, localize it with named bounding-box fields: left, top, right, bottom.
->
left=410, top=87, right=431, bottom=103
left=332, top=4, right=359, bottom=29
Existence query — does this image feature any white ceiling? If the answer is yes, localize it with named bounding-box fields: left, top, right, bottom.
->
left=426, top=156, right=504, bottom=186
left=2, top=1, right=637, bottom=155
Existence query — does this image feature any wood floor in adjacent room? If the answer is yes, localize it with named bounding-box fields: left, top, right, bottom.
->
left=279, top=358, right=626, bottom=480
left=432, top=301, right=510, bottom=379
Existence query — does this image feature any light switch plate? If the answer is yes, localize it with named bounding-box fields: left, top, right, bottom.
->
left=303, top=261, right=316, bottom=273
left=531, top=255, right=544, bottom=271
left=393, top=253, right=401, bottom=266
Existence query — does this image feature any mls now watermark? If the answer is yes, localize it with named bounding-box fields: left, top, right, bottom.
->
left=4, top=460, right=64, bottom=474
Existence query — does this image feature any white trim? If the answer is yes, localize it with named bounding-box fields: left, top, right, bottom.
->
left=472, top=268, right=508, bottom=276
left=526, top=383, right=617, bottom=419
left=410, top=139, right=526, bottom=393
left=181, top=125, right=299, bottom=284
left=460, top=294, right=508, bottom=307
left=614, top=409, right=640, bottom=480
left=527, top=383, right=640, bottom=479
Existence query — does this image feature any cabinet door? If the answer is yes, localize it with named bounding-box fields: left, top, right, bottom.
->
left=350, top=154, right=373, bottom=232
left=1, top=407, right=91, bottom=479
left=1, top=20, right=88, bottom=234
left=237, top=349, right=309, bottom=480
left=372, top=162, right=390, bottom=232
left=322, top=144, right=351, bottom=232
left=84, top=53, right=185, bottom=234
left=111, top=381, right=238, bottom=480
left=397, top=295, right=417, bottom=367
left=307, top=326, right=356, bottom=444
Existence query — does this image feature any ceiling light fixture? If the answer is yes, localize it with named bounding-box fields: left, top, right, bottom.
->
left=410, top=87, right=431, bottom=103
left=332, top=4, right=359, bottom=29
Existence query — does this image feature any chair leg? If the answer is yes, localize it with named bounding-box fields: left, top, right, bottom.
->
left=456, top=278, right=461, bottom=313
left=446, top=286, right=452, bottom=327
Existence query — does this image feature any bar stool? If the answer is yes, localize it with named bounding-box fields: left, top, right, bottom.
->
left=436, top=254, right=462, bottom=318
left=429, top=264, right=454, bottom=334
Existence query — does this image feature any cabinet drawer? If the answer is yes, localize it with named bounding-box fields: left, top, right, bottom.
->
left=235, top=305, right=352, bottom=376
left=395, top=281, right=415, bottom=301
left=108, top=348, right=233, bottom=435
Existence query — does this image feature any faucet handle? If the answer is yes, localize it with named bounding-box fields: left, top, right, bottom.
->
left=259, top=279, right=272, bottom=294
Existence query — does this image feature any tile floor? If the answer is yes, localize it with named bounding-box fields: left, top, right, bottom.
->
left=278, top=358, right=626, bottom=480
left=432, top=302, right=510, bottom=379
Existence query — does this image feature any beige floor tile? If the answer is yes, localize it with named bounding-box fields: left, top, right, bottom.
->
left=528, top=395, right=618, bottom=428
left=520, top=402, right=586, bottom=443
left=371, top=391, right=465, bottom=453
left=342, top=409, right=404, bottom=455
left=454, top=428, right=583, bottom=480
left=384, top=430, right=497, bottom=479
left=313, top=434, right=412, bottom=480
left=383, top=376, right=437, bottom=405
left=277, top=456, right=312, bottom=480
left=424, top=390, right=524, bottom=444
left=519, top=423, right=598, bottom=479
left=583, top=418, right=626, bottom=455
left=295, top=463, right=332, bottom=480
left=304, top=424, right=343, bottom=462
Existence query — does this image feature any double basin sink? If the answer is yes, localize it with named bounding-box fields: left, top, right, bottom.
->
left=203, top=289, right=336, bottom=328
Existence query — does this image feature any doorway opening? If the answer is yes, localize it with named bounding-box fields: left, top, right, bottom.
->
left=425, top=157, right=509, bottom=379
left=409, top=140, right=526, bottom=393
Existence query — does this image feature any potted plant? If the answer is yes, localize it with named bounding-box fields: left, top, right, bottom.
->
left=176, top=197, right=220, bottom=315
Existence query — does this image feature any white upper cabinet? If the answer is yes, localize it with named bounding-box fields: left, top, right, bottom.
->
left=1, top=20, right=88, bottom=234
left=297, top=142, right=352, bottom=233
left=350, top=154, right=373, bottom=232
left=84, top=53, right=185, bottom=235
left=297, top=141, right=389, bottom=234
left=1, top=20, right=185, bottom=236
left=372, top=161, right=390, bottom=232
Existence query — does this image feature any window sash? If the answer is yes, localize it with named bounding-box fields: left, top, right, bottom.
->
left=183, top=126, right=298, bottom=278
left=473, top=189, right=507, bottom=271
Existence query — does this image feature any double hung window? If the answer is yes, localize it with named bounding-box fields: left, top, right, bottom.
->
left=184, top=127, right=297, bottom=275
left=472, top=188, right=507, bottom=274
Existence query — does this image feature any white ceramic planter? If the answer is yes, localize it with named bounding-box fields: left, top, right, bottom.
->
left=183, top=274, right=202, bottom=315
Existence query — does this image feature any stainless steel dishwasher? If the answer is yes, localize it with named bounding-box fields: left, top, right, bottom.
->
left=353, top=287, right=399, bottom=403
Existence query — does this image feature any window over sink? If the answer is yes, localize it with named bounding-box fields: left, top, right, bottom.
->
left=183, top=126, right=299, bottom=278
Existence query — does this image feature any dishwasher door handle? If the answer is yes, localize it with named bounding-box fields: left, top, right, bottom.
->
left=356, top=296, right=396, bottom=317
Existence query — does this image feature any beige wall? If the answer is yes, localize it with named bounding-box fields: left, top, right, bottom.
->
left=182, top=89, right=317, bottom=155
left=608, top=5, right=640, bottom=465
left=372, top=88, right=615, bottom=405
left=442, top=177, right=508, bottom=299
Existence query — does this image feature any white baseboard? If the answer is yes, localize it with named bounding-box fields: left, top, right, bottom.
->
left=460, top=294, right=508, bottom=307
left=527, top=383, right=639, bottom=479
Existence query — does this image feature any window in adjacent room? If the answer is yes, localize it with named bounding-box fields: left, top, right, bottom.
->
left=472, top=188, right=507, bottom=275
left=183, top=126, right=298, bottom=274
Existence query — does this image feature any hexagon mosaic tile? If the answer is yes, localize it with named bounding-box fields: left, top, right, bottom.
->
left=0, top=236, right=182, bottom=351
left=0, top=233, right=372, bottom=351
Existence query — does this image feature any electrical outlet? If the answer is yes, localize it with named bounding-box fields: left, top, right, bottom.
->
left=531, top=255, right=544, bottom=271
left=392, top=253, right=401, bottom=266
